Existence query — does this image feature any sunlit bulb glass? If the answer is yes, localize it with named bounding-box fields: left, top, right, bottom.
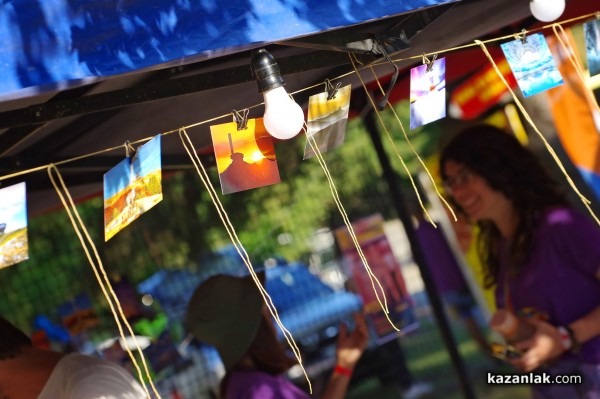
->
left=262, top=86, right=304, bottom=140
left=529, top=0, right=565, bottom=22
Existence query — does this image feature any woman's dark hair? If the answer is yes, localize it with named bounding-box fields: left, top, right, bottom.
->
left=439, top=125, right=569, bottom=287
left=0, top=316, right=32, bottom=360
left=219, top=311, right=297, bottom=398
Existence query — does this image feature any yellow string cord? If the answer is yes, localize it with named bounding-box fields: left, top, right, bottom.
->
left=306, top=131, right=390, bottom=312
left=552, top=24, right=588, bottom=82
left=552, top=24, right=600, bottom=112
left=2, top=12, right=599, bottom=183
left=306, top=131, right=400, bottom=331
left=476, top=40, right=600, bottom=227
left=366, top=64, right=458, bottom=223
left=47, top=165, right=159, bottom=399
left=178, top=128, right=303, bottom=362
left=177, top=129, right=312, bottom=393
left=348, top=53, right=437, bottom=227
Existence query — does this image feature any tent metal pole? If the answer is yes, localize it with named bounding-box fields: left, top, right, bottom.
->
left=362, top=109, right=477, bottom=399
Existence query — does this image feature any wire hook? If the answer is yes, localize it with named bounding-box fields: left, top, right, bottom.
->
left=375, top=44, right=399, bottom=111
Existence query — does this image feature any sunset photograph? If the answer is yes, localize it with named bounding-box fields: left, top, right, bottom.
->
left=211, top=118, right=280, bottom=194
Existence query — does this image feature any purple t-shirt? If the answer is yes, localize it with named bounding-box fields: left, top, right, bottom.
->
left=496, top=207, right=600, bottom=363
left=225, top=370, right=309, bottom=399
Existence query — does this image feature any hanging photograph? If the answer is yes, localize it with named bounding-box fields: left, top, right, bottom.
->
left=410, top=57, right=447, bottom=129
left=211, top=118, right=280, bottom=195
left=303, top=84, right=352, bottom=159
left=103, top=135, right=163, bottom=241
left=0, top=182, right=28, bottom=269
left=584, top=19, right=600, bottom=77
left=501, top=33, right=563, bottom=97
left=334, top=214, right=419, bottom=343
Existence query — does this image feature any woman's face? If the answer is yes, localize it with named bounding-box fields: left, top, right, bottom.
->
left=442, top=160, right=512, bottom=223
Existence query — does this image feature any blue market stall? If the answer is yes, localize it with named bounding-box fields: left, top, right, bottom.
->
left=1, top=1, right=598, bottom=398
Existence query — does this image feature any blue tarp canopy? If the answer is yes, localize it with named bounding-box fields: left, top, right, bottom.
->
left=0, top=0, right=455, bottom=99
left=1, top=0, right=586, bottom=213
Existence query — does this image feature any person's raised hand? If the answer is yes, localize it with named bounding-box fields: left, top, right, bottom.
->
left=509, top=318, right=565, bottom=372
left=335, top=312, right=369, bottom=370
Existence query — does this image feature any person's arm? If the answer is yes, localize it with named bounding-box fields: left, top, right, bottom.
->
left=570, top=299, right=600, bottom=346
left=511, top=268, right=600, bottom=372
left=510, top=213, right=600, bottom=372
left=320, top=312, right=369, bottom=399
left=511, top=305, right=600, bottom=372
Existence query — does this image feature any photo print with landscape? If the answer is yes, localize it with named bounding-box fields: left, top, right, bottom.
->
left=103, top=136, right=163, bottom=241
left=0, top=182, right=28, bottom=269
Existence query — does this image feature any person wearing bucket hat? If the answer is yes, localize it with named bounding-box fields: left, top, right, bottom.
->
left=186, top=273, right=369, bottom=399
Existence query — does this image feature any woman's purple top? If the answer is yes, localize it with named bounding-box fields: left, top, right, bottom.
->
left=496, top=207, right=600, bottom=363
left=225, top=370, right=309, bottom=399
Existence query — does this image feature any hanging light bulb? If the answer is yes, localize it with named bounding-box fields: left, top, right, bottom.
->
left=250, top=49, right=304, bottom=140
left=529, top=0, right=565, bottom=22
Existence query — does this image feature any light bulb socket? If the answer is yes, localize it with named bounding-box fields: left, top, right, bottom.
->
left=250, top=49, right=285, bottom=93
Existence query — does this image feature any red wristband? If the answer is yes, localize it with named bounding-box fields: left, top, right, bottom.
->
left=333, top=364, right=353, bottom=377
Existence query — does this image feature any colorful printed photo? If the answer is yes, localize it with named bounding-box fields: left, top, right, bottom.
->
left=585, top=19, right=600, bottom=77
left=501, top=33, right=563, bottom=97
left=335, top=214, right=418, bottom=343
left=303, top=84, right=352, bottom=159
left=211, top=118, right=280, bottom=195
left=410, top=57, right=446, bottom=129
left=104, top=136, right=163, bottom=241
left=0, top=182, right=28, bottom=269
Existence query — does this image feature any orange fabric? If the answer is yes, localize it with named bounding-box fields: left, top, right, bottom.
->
left=546, top=31, right=600, bottom=174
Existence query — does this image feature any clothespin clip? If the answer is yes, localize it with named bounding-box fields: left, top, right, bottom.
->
left=124, top=140, right=139, bottom=164
left=124, top=140, right=136, bottom=158
left=232, top=109, right=249, bottom=131
left=423, top=53, right=438, bottom=73
left=515, top=29, right=528, bottom=44
left=325, top=79, right=342, bottom=101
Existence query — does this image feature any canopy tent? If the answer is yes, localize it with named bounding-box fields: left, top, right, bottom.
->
left=0, top=0, right=457, bottom=97
left=2, top=2, right=599, bottom=398
left=1, top=0, right=596, bottom=214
